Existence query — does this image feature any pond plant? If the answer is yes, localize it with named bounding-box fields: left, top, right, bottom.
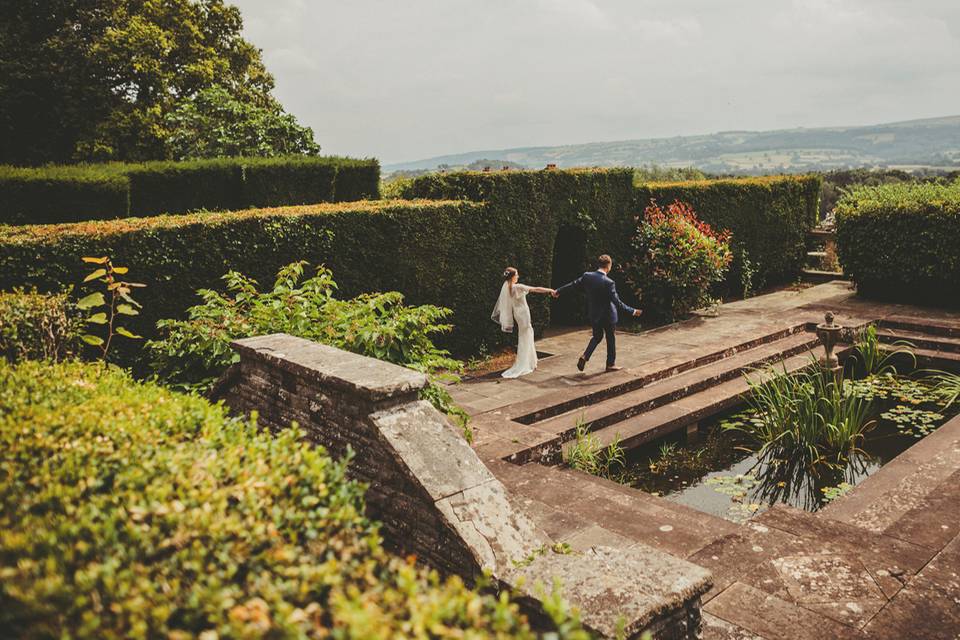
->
left=928, top=370, right=960, bottom=409
left=564, top=417, right=626, bottom=481
left=850, top=323, right=914, bottom=376
left=723, top=361, right=876, bottom=469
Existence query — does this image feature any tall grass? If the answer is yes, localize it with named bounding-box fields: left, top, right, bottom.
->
left=852, top=324, right=914, bottom=376
left=928, top=371, right=960, bottom=409
left=564, top=417, right=626, bottom=480
left=725, top=361, right=876, bottom=469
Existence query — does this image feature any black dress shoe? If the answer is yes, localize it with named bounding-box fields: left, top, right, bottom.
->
left=577, top=357, right=586, bottom=372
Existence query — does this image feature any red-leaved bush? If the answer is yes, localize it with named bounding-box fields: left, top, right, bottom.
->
left=624, top=200, right=733, bottom=321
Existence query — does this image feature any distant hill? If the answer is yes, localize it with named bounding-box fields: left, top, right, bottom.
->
left=385, top=115, right=960, bottom=175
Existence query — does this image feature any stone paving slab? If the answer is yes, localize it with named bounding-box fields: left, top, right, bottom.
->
left=702, top=581, right=864, bottom=640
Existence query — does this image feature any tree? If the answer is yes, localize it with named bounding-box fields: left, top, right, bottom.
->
left=0, top=0, right=317, bottom=165
left=164, top=85, right=319, bottom=159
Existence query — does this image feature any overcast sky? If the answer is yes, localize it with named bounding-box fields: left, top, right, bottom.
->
left=232, top=0, right=960, bottom=164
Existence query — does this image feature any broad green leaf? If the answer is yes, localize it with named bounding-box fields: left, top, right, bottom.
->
left=82, top=256, right=108, bottom=264
left=86, top=312, right=108, bottom=324
left=77, top=292, right=105, bottom=309
left=119, top=292, right=142, bottom=308
left=117, top=304, right=139, bottom=316
left=81, top=334, right=104, bottom=346
left=83, top=269, right=107, bottom=282
left=115, top=327, right=142, bottom=339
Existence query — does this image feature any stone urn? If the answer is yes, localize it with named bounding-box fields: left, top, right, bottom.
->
left=816, top=311, right=843, bottom=370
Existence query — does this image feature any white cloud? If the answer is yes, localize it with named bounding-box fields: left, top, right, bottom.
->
left=230, top=0, right=960, bottom=162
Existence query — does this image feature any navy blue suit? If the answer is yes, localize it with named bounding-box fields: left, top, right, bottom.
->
left=556, top=270, right=637, bottom=367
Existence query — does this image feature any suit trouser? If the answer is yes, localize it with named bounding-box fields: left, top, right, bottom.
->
left=583, top=321, right=616, bottom=367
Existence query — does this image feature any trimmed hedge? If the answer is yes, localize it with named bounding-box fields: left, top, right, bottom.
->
left=0, top=156, right=380, bottom=224
left=634, top=175, right=822, bottom=292
left=125, top=159, right=244, bottom=216
left=835, top=181, right=960, bottom=304
left=0, top=165, right=129, bottom=224
left=0, top=359, right=567, bottom=638
left=404, top=171, right=821, bottom=325
left=402, top=169, right=639, bottom=328
left=331, top=157, right=383, bottom=202
left=0, top=200, right=501, bottom=365
left=0, top=289, right=81, bottom=363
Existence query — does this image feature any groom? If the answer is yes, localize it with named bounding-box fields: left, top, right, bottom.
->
left=553, top=254, right=641, bottom=372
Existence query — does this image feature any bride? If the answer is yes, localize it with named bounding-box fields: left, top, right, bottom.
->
left=491, top=267, right=555, bottom=378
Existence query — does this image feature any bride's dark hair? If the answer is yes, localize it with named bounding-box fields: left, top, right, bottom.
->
left=503, top=267, right=518, bottom=281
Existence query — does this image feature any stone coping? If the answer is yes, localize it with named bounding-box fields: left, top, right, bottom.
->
left=232, top=333, right=428, bottom=403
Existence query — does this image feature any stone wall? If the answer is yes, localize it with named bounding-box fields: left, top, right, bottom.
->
left=215, top=334, right=712, bottom=639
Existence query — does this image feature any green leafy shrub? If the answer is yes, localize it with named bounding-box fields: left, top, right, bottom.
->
left=0, top=156, right=379, bottom=224
left=835, top=181, right=960, bottom=304
left=0, top=165, right=129, bottom=224
left=147, top=261, right=468, bottom=430
left=634, top=175, right=821, bottom=292
left=0, top=289, right=82, bottom=363
left=624, top=200, right=733, bottom=321
left=0, top=359, right=583, bottom=639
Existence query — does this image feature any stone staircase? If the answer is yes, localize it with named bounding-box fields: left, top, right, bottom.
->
left=801, top=227, right=845, bottom=283
left=875, top=317, right=960, bottom=370
left=505, top=325, right=837, bottom=461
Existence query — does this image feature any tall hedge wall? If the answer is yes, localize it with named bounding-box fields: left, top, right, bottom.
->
left=634, top=175, right=822, bottom=292
left=0, top=156, right=380, bottom=224
left=835, top=181, right=960, bottom=304
left=402, top=169, right=639, bottom=328
left=403, top=170, right=821, bottom=325
left=0, top=199, right=513, bottom=364
left=0, top=165, right=129, bottom=224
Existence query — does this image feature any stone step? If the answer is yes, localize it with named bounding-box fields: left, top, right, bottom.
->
left=910, top=347, right=960, bottom=371
left=808, top=227, right=836, bottom=240
left=511, top=324, right=810, bottom=426
left=875, top=327, right=960, bottom=354
left=584, top=352, right=816, bottom=450
left=800, top=268, right=844, bottom=284
left=880, top=316, right=960, bottom=339
left=532, top=332, right=820, bottom=438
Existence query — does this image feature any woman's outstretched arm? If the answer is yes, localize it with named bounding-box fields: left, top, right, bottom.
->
left=528, top=286, right=555, bottom=295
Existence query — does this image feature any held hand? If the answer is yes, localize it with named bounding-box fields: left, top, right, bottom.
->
left=551, top=290, right=560, bottom=298
left=633, top=309, right=643, bottom=317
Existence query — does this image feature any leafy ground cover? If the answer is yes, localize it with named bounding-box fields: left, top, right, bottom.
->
left=0, top=359, right=587, bottom=639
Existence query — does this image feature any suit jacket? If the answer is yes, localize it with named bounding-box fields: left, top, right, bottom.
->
left=557, top=270, right=636, bottom=325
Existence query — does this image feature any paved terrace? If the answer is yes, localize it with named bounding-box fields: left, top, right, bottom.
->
left=451, top=281, right=960, bottom=639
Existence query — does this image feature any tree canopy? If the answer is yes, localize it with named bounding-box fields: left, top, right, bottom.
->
left=0, top=0, right=318, bottom=165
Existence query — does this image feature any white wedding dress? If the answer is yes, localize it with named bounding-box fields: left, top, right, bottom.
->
left=491, top=282, right=538, bottom=378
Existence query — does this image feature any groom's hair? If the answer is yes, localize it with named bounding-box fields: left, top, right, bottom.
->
left=597, top=254, right=613, bottom=269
